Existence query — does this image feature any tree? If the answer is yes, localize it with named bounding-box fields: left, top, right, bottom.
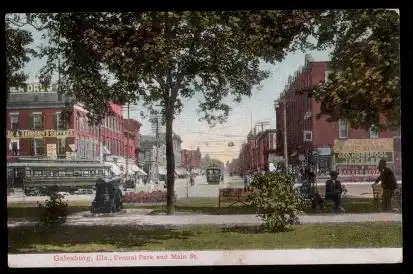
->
left=5, top=14, right=37, bottom=95
left=300, top=9, right=400, bottom=131
left=31, top=11, right=320, bottom=214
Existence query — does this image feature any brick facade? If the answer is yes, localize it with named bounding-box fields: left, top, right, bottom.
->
left=181, top=148, right=201, bottom=170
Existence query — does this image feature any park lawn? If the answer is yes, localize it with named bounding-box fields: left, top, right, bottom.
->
left=7, top=197, right=400, bottom=218
left=8, top=222, right=402, bottom=253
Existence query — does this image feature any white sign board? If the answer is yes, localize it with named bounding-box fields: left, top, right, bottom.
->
left=47, top=143, right=57, bottom=159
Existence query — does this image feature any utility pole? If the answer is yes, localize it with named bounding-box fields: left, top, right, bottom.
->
left=99, top=123, right=103, bottom=164
left=283, top=96, right=289, bottom=175
left=154, top=116, right=159, bottom=184
left=126, top=103, right=130, bottom=182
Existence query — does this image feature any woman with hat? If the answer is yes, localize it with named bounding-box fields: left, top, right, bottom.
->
left=325, top=171, right=344, bottom=213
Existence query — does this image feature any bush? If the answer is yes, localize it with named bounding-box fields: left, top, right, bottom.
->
left=38, top=192, right=69, bottom=232
left=248, top=172, right=310, bottom=232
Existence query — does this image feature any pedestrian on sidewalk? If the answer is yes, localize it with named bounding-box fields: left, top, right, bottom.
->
left=325, top=171, right=344, bottom=213
left=373, top=159, right=398, bottom=212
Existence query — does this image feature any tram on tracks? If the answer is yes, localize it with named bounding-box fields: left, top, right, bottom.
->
left=7, top=161, right=113, bottom=196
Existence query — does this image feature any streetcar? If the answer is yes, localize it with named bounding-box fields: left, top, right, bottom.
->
left=7, top=162, right=113, bottom=195
left=206, top=166, right=222, bottom=184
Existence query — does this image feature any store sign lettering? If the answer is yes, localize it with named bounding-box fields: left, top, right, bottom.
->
left=9, top=83, right=58, bottom=93
left=335, top=151, right=392, bottom=165
left=7, top=129, right=74, bottom=139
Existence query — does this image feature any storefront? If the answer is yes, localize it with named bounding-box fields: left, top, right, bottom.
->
left=333, top=138, right=394, bottom=182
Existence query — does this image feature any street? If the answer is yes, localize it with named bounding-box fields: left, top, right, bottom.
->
left=7, top=175, right=394, bottom=203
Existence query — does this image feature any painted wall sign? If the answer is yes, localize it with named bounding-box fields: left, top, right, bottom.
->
left=334, top=138, right=393, bottom=153
left=7, top=129, right=74, bottom=139
left=9, top=83, right=58, bottom=93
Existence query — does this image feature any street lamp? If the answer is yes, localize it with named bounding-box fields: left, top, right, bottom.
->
left=274, top=98, right=289, bottom=175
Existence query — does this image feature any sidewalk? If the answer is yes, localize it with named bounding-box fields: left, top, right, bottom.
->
left=8, top=212, right=402, bottom=228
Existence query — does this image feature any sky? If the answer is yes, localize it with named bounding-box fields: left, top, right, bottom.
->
left=21, top=20, right=332, bottom=163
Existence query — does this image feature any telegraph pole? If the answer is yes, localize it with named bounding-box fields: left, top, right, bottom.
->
left=154, top=116, right=159, bottom=184
left=283, top=96, right=289, bottom=175
left=126, top=103, right=130, bottom=182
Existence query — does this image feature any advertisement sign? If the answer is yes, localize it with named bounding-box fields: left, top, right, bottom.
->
left=334, top=138, right=394, bottom=180
left=9, top=83, right=58, bottom=93
left=7, top=129, right=74, bottom=139
left=334, top=138, right=393, bottom=153
left=47, top=143, right=57, bottom=159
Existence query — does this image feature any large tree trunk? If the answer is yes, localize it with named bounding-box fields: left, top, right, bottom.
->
left=165, top=107, right=176, bottom=215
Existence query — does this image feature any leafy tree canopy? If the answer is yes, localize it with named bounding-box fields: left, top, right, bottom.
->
left=300, top=9, right=400, bottom=131
left=5, top=14, right=37, bottom=91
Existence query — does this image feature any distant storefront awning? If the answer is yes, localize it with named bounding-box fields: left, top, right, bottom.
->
left=103, top=146, right=111, bottom=155
left=269, top=163, right=276, bottom=172
left=105, top=162, right=122, bottom=176
left=158, top=166, right=167, bottom=175
left=175, top=168, right=189, bottom=176
left=132, top=164, right=147, bottom=176
left=68, top=144, right=76, bottom=152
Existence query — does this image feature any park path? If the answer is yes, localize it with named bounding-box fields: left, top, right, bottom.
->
left=8, top=212, right=401, bottom=228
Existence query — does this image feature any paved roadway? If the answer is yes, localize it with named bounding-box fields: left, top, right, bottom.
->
left=7, top=175, right=393, bottom=203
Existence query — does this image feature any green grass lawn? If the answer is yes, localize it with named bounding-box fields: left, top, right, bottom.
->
left=7, top=197, right=400, bottom=219
left=8, top=222, right=402, bottom=253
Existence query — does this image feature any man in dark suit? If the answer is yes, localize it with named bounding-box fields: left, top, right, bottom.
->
left=325, top=171, right=344, bottom=213
left=373, top=159, right=398, bottom=212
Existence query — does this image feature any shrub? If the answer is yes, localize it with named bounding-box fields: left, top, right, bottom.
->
left=248, top=172, right=310, bottom=232
left=38, top=192, right=69, bottom=232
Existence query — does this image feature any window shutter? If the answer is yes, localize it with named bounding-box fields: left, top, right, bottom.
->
left=29, top=139, right=33, bottom=155
left=54, top=113, right=58, bottom=130
left=42, top=114, right=45, bottom=130
left=29, top=114, right=33, bottom=130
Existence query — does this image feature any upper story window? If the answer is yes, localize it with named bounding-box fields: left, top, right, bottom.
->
left=10, top=113, right=19, bottom=131
left=370, top=125, right=379, bottom=138
left=338, top=119, right=348, bottom=139
left=56, top=112, right=68, bottom=130
left=32, top=113, right=43, bottom=130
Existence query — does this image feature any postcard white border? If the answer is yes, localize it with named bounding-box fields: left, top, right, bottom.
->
left=8, top=248, right=402, bottom=267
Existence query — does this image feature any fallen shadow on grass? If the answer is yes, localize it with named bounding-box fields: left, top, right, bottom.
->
left=8, top=225, right=194, bottom=253
left=221, top=226, right=295, bottom=234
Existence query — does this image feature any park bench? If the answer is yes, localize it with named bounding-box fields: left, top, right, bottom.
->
left=372, top=184, right=402, bottom=211
left=218, top=188, right=251, bottom=208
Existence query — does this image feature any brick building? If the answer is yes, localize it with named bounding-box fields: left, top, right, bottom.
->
left=256, top=129, right=277, bottom=171
left=274, top=54, right=401, bottom=180
left=6, top=83, right=142, bottom=175
left=181, top=147, right=201, bottom=170
left=237, top=129, right=277, bottom=174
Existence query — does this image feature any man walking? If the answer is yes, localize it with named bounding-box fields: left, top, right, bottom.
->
left=373, top=159, right=398, bottom=212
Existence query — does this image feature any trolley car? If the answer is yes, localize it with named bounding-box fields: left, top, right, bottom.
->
left=7, top=162, right=113, bottom=195
left=206, top=166, right=222, bottom=184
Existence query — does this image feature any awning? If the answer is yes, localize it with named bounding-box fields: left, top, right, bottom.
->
left=9, top=139, right=20, bottom=150
left=68, top=144, right=76, bottom=152
left=132, top=164, right=147, bottom=176
left=105, top=162, right=122, bottom=176
left=158, top=166, right=167, bottom=175
left=269, top=163, right=276, bottom=172
left=103, top=146, right=111, bottom=155
left=175, top=168, right=189, bottom=176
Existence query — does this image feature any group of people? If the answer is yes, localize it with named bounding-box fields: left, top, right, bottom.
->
left=243, top=158, right=398, bottom=213
left=301, top=158, right=398, bottom=213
